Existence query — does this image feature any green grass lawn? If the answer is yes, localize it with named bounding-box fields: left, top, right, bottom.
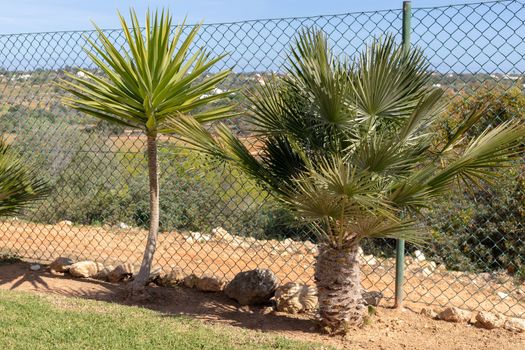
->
left=0, top=290, right=329, bottom=350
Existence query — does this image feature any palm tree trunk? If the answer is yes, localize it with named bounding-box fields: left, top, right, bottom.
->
left=131, top=134, right=160, bottom=291
left=315, top=243, right=365, bottom=334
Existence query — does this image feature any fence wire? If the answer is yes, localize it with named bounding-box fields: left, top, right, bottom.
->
left=0, top=0, right=523, bottom=317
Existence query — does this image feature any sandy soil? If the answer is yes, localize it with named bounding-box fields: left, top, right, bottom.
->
left=0, top=262, right=523, bottom=350
left=1, top=220, right=524, bottom=319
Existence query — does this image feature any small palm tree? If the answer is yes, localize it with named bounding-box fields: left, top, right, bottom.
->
left=59, top=9, right=235, bottom=292
left=0, top=140, right=48, bottom=217
left=170, top=30, right=525, bottom=333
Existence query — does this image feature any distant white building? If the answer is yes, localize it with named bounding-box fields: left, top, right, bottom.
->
left=10, top=74, right=31, bottom=81
left=502, top=74, right=519, bottom=80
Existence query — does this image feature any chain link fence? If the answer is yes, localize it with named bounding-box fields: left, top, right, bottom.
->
left=0, top=0, right=523, bottom=317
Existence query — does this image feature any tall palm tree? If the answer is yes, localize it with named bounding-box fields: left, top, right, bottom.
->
left=0, top=140, right=48, bottom=217
left=59, top=9, right=235, bottom=292
left=170, top=29, right=525, bottom=334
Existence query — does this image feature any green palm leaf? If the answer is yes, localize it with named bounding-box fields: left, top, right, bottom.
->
left=58, top=9, right=235, bottom=135
left=0, top=141, right=48, bottom=217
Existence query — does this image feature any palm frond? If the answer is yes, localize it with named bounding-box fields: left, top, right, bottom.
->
left=350, top=35, right=432, bottom=127
left=58, top=8, right=234, bottom=134
left=0, top=141, right=49, bottom=217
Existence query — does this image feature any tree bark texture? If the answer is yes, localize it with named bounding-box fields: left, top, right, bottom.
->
left=315, top=243, right=366, bottom=334
left=131, top=134, right=160, bottom=291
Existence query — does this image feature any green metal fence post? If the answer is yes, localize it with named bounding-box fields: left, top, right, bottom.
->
left=394, top=0, right=411, bottom=309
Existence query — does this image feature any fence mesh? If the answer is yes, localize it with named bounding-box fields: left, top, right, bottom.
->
left=0, top=0, right=523, bottom=317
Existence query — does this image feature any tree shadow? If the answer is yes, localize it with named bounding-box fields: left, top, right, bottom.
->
left=0, top=262, right=317, bottom=335
left=0, top=262, right=49, bottom=290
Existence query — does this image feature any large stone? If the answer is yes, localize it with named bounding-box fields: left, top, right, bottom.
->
left=212, top=227, right=235, bottom=242
left=185, top=231, right=211, bottom=243
left=69, top=261, right=104, bottom=278
left=362, top=291, right=383, bottom=306
left=49, top=257, right=74, bottom=273
left=58, top=220, right=73, bottom=227
left=225, top=268, right=278, bottom=305
left=107, top=263, right=135, bottom=283
left=94, top=265, right=114, bottom=281
left=504, top=317, right=525, bottom=332
left=438, top=307, right=473, bottom=323
left=183, top=274, right=198, bottom=288
left=159, top=267, right=185, bottom=287
left=195, top=275, right=224, bottom=292
left=414, top=250, right=426, bottom=262
left=475, top=311, right=505, bottom=329
left=274, top=282, right=318, bottom=314
left=184, top=274, right=224, bottom=292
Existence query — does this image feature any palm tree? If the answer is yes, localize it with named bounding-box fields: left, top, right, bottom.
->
left=0, top=140, right=48, bottom=217
left=58, top=9, right=235, bottom=292
left=170, top=29, right=525, bottom=334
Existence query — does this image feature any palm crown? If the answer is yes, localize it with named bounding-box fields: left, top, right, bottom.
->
left=59, top=9, right=235, bottom=136
left=172, top=29, right=524, bottom=250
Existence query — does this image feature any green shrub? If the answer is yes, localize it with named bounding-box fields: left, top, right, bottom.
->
left=421, top=84, right=525, bottom=275
left=424, top=164, right=524, bottom=275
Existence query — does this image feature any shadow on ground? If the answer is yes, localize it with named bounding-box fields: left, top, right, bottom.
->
left=0, top=262, right=317, bottom=334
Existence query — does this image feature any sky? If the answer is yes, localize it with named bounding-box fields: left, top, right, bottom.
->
left=0, top=0, right=492, bottom=34
left=0, top=0, right=521, bottom=73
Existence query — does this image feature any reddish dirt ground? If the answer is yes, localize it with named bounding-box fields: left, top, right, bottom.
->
left=0, top=262, right=524, bottom=350
left=1, top=220, right=524, bottom=319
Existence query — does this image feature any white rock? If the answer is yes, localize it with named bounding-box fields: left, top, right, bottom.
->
left=504, top=317, right=525, bottom=332
left=245, top=237, right=257, bottom=244
left=420, top=267, right=433, bottom=277
left=414, top=250, right=426, bottom=262
left=497, top=291, right=509, bottom=299
left=185, top=231, right=211, bottom=243
left=303, top=241, right=318, bottom=254
left=283, top=238, right=294, bottom=246
left=436, top=264, right=447, bottom=272
left=363, top=255, right=378, bottom=266
left=438, top=307, right=472, bottom=323
left=118, top=222, right=130, bottom=229
left=211, top=227, right=235, bottom=242
left=30, top=264, right=41, bottom=271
